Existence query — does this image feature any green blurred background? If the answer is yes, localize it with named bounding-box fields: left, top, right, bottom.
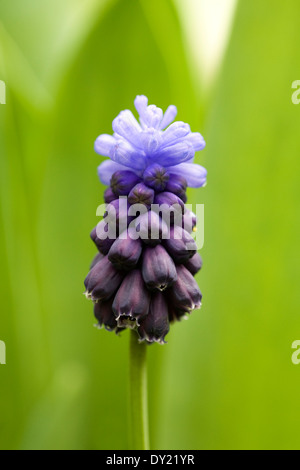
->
left=1, top=0, right=300, bottom=450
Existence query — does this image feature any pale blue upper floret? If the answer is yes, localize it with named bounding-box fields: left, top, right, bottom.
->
left=95, top=95, right=207, bottom=188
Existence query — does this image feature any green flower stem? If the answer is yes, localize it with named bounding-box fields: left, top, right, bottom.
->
left=129, top=329, right=150, bottom=450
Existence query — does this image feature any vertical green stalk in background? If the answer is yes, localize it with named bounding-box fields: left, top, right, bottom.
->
left=129, top=330, right=150, bottom=450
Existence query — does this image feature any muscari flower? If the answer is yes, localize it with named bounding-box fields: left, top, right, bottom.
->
left=84, top=95, right=206, bottom=344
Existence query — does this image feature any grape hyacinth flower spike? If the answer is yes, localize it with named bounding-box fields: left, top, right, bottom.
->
left=84, top=95, right=207, bottom=450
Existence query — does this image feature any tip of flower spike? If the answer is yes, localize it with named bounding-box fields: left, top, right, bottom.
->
left=94, top=96, right=207, bottom=188
left=134, top=95, right=148, bottom=116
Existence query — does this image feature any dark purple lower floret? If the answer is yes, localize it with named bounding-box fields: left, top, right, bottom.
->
left=108, top=229, right=142, bottom=270
left=184, top=252, right=203, bottom=275
left=138, top=292, right=170, bottom=344
left=168, top=265, right=202, bottom=312
left=142, top=245, right=177, bottom=291
left=84, top=256, right=125, bottom=301
left=94, top=299, right=117, bottom=331
left=112, top=269, right=151, bottom=327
